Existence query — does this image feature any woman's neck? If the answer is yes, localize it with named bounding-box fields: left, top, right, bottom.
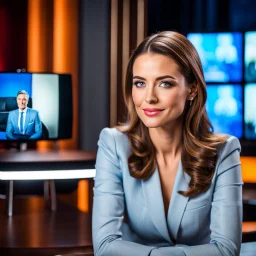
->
left=149, top=125, right=183, bottom=160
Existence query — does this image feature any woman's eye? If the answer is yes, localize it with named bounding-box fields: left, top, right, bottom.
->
left=133, top=81, right=145, bottom=88
left=160, top=81, right=172, bottom=88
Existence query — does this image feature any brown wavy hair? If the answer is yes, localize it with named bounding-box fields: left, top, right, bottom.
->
left=118, top=31, right=227, bottom=196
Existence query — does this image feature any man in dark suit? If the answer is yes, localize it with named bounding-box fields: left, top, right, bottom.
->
left=6, top=90, right=42, bottom=140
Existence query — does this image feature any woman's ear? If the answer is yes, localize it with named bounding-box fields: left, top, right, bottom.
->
left=187, top=82, right=198, bottom=100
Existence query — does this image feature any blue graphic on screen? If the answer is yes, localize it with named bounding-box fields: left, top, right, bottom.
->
left=0, top=73, right=32, bottom=96
left=244, top=84, right=256, bottom=139
left=244, top=32, right=256, bottom=82
left=0, top=73, right=32, bottom=140
left=206, top=85, right=243, bottom=138
left=187, top=33, right=243, bottom=83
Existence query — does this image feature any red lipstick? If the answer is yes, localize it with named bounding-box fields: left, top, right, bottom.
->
left=143, top=108, right=164, bottom=117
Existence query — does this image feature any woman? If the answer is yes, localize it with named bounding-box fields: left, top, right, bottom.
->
left=93, top=31, right=243, bottom=256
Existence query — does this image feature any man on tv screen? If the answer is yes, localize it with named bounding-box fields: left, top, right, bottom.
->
left=6, top=90, right=42, bottom=140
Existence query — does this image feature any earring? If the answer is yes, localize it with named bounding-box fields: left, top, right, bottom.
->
left=190, top=98, right=194, bottom=106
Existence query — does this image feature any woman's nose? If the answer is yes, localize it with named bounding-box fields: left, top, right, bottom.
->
left=145, top=88, right=158, bottom=104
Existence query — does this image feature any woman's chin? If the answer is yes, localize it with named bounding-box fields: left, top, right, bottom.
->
left=141, top=121, right=161, bottom=129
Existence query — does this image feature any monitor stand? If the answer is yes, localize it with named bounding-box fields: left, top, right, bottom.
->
left=19, top=142, right=27, bottom=151
left=53, top=140, right=59, bottom=151
left=6, top=141, right=34, bottom=152
left=3, top=142, right=28, bottom=215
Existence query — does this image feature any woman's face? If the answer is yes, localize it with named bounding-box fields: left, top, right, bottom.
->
left=132, top=53, right=193, bottom=130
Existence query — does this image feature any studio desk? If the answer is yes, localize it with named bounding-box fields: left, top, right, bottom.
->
left=0, top=149, right=96, bottom=256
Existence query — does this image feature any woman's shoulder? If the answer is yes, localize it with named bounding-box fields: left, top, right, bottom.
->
left=216, top=135, right=241, bottom=175
left=224, top=135, right=241, bottom=147
left=99, top=127, right=128, bottom=141
left=98, top=127, right=131, bottom=158
left=98, top=127, right=129, bottom=149
left=218, top=135, right=241, bottom=157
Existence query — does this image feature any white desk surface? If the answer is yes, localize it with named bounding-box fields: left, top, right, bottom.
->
left=0, top=149, right=96, bottom=180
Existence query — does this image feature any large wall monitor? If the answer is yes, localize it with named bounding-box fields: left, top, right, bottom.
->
left=0, top=72, right=72, bottom=141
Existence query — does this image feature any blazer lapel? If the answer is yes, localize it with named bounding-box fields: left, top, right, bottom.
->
left=24, top=108, right=30, bottom=132
left=167, top=161, right=190, bottom=241
left=141, top=166, right=173, bottom=244
left=14, top=110, right=20, bottom=132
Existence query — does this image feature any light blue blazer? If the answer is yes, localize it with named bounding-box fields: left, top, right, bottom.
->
left=93, top=128, right=243, bottom=256
left=6, top=108, right=42, bottom=140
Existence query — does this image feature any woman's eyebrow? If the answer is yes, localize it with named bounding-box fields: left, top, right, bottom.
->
left=133, top=76, right=146, bottom=80
left=133, top=75, right=176, bottom=80
left=155, top=75, right=176, bottom=81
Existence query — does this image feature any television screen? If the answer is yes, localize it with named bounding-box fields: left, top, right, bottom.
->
left=244, top=84, right=256, bottom=139
left=0, top=72, right=72, bottom=141
left=206, top=84, right=243, bottom=138
left=187, top=32, right=243, bottom=83
left=244, top=31, right=256, bottom=82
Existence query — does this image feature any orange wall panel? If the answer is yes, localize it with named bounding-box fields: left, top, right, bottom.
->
left=241, top=156, right=256, bottom=183
left=53, top=0, right=79, bottom=150
left=27, top=0, right=78, bottom=150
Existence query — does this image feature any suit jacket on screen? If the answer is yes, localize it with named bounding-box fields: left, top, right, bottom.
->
left=93, top=128, right=243, bottom=256
left=6, top=108, right=42, bottom=140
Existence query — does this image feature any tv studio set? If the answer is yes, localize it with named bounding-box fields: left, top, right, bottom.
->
left=0, top=1, right=255, bottom=256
